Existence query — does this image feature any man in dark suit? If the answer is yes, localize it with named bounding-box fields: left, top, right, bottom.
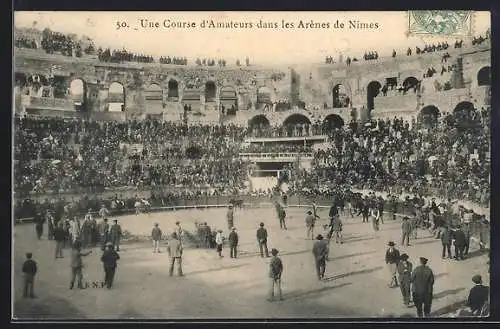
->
left=385, top=241, right=400, bottom=288
left=440, top=226, right=453, bottom=259
left=256, top=222, right=269, bottom=258
left=228, top=227, right=239, bottom=258
left=22, top=252, right=37, bottom=298
left=312, top=234, right=329, bottom=280
left=411, top=257, right=435, bottom=317
left=397, top=253, right=413, bottom=306
left=101, top=242, right=120, bottom=289
left=453, top=225, right=467, bottom=260
left=358, top=200, right=370, bottom=223
left=467, top=274, right=489, bottom=316
left=109, top=219, right=122, bottom=251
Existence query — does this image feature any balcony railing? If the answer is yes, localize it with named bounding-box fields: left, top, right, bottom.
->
left=239, top=152, right=313, bottom=160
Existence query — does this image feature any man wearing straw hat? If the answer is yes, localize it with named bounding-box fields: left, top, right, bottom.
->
left=385, top=241, right=400, bottom=288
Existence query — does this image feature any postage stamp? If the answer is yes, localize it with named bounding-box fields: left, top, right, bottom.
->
left=408, top=10, right=473, bottom=36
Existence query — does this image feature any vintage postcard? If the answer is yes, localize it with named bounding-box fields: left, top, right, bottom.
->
left=12, top=11, right=491, bottom=320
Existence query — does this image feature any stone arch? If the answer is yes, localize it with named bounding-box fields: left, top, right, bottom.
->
left=477, top=66, right=491, bottom=86
left=323, top=114, right=345, bottom=130
left=453, top=101, right=475, bottom=115
left=205, top=81, right=217, bottom=102
left=220, top=85, right=238, bottom=110
left=108, top=81, right=125, bottom=112
left=402, top=76, right=419, bottom=90
left=249, top=114, right=270, bottom=127
left=419, top=105, right=440, bottom=125
left=167, top=78, right=179, bottom=99
left=367, top=80, right=382, bottom=110
left=69, top=78, right=87, bottom=108
left=421, top=105, right=440, bottom=116
left=332, top=84, right=349, bottom=108
left=283, top=113, right=311, bottom=126
left=144, top=83, right=163, bottom=101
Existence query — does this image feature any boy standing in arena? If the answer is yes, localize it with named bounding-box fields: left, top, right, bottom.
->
left=22, top=252, right=37, bottom=298
left=151, top=223, right=162, bottom=253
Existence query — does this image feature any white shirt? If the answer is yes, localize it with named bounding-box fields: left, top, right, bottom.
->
left=215, top=232, right=224, bottom=245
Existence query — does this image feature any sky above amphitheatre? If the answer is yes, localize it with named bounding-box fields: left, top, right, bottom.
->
left=14, top=11, right=490, bottom=66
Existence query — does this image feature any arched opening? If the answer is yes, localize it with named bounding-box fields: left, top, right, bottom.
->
left=144, top=83, right=164, bottom=112
left=52, top=76, right=67, bottom=99
left=453, top=101, right=476, bottom=122
left=477, top=66, right=491, bottom=86
left=248, top=115, right=270, bottom=137
left=249, top=115, right=270, bottom=126
left=220, top=86, right=238, bottom=114
left=205, top=81, right=217, bottom=102
left=367, top=81, right=382, bottom=110
left=403, top=77, right=419, bottom=92
left=145, top=83, right=163, bottom=100
left=69, top=79, right=87, bottom=107
left=167, top=79, right=179, bottom=100
left=323, top=114, right=345, bottom=130
left=283, top=114, right=311, bottom=126
left=332, top=84, right=349, bottom=108
left=257, top=86, right=273, bottom=110
left=108, top=82, right=125, bottom=112
left=419, top=105, right=440, bottom=126
left=185, top=146, right=202, bottom=160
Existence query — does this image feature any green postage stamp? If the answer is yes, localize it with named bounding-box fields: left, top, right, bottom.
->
left=408, top=10, right=473, bottom=36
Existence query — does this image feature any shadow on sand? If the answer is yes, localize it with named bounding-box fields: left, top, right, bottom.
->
left=323, top=266, right=383, bottom=281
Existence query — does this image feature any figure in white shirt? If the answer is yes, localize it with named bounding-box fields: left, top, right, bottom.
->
left=370, top=207, right=380, bottom=233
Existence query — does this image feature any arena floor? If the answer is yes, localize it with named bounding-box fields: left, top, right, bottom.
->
left=13, top=206, right=489, bottom=319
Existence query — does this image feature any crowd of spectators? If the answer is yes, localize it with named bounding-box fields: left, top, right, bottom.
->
left=195, top=58, right=226, bottom=67
left=160, top=56, right=188, bottom=65
left=293, top=108, right=490, bottom=206
left=241, top=144, right=312, bottom=154
left=14, top=104, right=489, bottom=216
left=15, top=37, right=37, bottom=49
left=248, top=123, right=324, bottom=138
left=97, top=48, right=154, bottom=64
left=14, top=118, right=249, bottom=196
left=364, top=51, right=379, bottom=61
left=40, top=30, right=74, bottom=56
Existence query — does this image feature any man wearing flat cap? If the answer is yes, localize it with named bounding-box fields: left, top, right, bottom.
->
left=101, top=242, right=120, bottom=289
left=397, top=253, right=413, bottom=306
left=385, top=241, right=400, bottom=288
left=466, top=274, right=489, bottom=316
left=411, top=257, right=435, bottom=317
left=312, top=234, right=329, bottom=280
left=268, top=248, right=283, bottom=301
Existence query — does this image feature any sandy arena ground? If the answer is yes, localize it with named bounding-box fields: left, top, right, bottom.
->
left=12, top=206, right=490, bottom=319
